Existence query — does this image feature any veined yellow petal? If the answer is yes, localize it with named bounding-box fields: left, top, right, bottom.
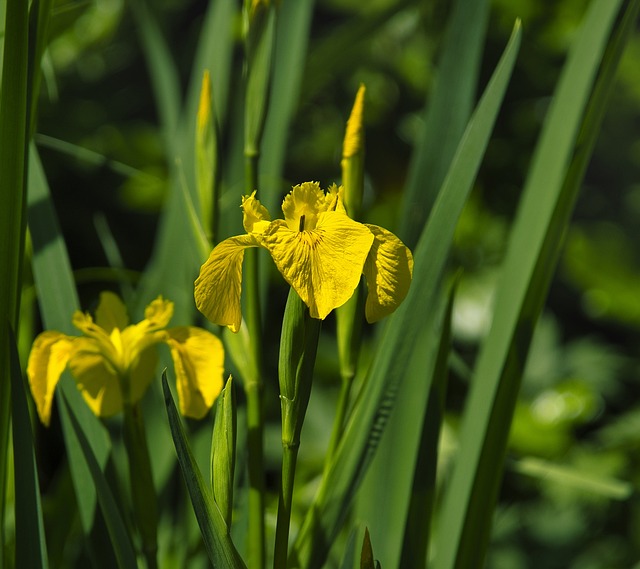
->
left=27, top=331, right=74, bottom=426
left=165, top=326, right=225, bottom=419
left=281, top=181, right=326, bottom=231
left=362, top=224, right=414, bottom=322
left=95, top=291, right=129, bottom=332
left=69, top=338, right=124, bottom=417
left=195, top=234, right=260, bottom=332
left=263, top=213, right=374, bottom=319
left=242, top=191, right=271, bottom=234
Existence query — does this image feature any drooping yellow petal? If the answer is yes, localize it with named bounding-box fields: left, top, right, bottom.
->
left=263, top=212, right=374, bottom=319
left=281, top=181, right=326, bottom=231
left=95, top=291, right=129, bottom=332
left=195, top=234, right=260, bottom=332
left=165, top=326, right=225, bottom=419
left=27, top=331, right=74, bottom=426
left=69, top=338, right=124, bottom=417
left=242, top=191, right=271, bottom=234
left=362, top=224, right=414, bottom=322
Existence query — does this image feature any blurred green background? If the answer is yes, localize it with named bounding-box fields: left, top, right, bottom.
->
left=29, top=0, right=640, bottom=567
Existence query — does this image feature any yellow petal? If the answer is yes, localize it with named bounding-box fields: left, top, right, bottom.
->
left=95, top=291, right=129, bottom=332
left=117, top=296, right=173, bottom=366
left=165, top=326, right=225, bottom=419
left=27, top=331, right=74, bottom=426
left=281, top=181, right=326, bottom=231
left=324, top=183, right=347, bottom=214
left=143, top=296, right=174, bottom=331
left=263, top=213, right=374, bottom=319
left=69, top=338, right=124, bottom=417
left=195, top=234, right=259, bottom=332
left=72, top=310, right=117, bottom=353
left=242, top=191, right=271, bottom=234
left=362, top=224, right=414, bottom=322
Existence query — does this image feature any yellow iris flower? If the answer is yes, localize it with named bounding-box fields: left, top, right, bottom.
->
left=194, top=181, right=413, bottom=332
left=27, top=292, right=225, bottom=425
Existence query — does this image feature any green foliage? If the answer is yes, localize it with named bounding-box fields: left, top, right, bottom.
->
left=3, top=0, right=640, bottom=568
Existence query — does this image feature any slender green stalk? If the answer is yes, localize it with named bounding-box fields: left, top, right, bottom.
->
left=123, top=402, right=158, bottom=569
left=273, top=443, right=299, bottom=569
left=324, top=373, right=353, bottom=462
left=244, top=375, right=266, bottom=569
left=244, top=152, right=266, bottom=568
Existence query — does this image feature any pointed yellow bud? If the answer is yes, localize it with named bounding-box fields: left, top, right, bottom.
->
left=196, top=69, right=219, bottom=242
left=197, top=70, right=212, bottom=134
left=342, top=84, right=366, bottom=159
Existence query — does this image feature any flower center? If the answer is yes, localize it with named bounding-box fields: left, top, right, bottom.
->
left=299, top=214, right=306, bottom=232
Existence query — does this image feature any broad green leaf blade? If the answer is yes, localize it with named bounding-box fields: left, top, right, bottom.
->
left=28, top=145, right=79, bottom=332
left=59, top=395, right=138, bottom=569
left=9, top=327, right=48, bottom=569
left=0, top=0, right=29, bottom=554
left=433, top=2, right=631, bottom=568
left=28, top=144, right=111, bottom=535
left=398, top=279, right=457, bottom=569
left=162, top=371, right=247, bottom=569
left=290, top=22, right=521, bottom=569
left=398, top=0, right=489, bottom=247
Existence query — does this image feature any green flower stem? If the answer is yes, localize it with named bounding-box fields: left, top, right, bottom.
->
left=244, top=375, right=266, bottom=569
left=123, top=402, right=158, bottom=569
left=244, top=151, right=266, bottom=569
left=328, top=288, right=364, bottom=460
left=273, top=442, right=299, bottom=569
left=274, top=289, right=321, bottom=569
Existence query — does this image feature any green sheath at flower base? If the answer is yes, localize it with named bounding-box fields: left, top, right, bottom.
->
left=211, top=375, right=237, bottom=530
left=278, top=289, right=321, bottom=447
left=27, top=292, right=225, bottom=425
left=273, top=288, right=321, bottom=569
left=194, top=182, right=414, bottom=331
left=196, top=69, right=220, bottom=242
